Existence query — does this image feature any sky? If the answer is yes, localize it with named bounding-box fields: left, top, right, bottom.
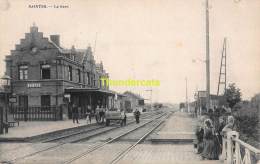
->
left=0, top=0, right=259, bottom=104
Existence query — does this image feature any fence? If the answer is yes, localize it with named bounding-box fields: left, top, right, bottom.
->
left=10, top=106, right=62, bottom=121
left=221, top=131, right=260, bottom=164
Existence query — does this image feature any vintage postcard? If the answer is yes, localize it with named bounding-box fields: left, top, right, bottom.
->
left=0, top=0, right=259, bottom=163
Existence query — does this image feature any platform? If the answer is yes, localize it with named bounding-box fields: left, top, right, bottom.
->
left=0, top=113, right=134, bottom=142
left=151, top=111, right=197, bottom=143
left=0, top=119, right=97, bottom=142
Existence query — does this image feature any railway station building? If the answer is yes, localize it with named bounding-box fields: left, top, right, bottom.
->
left=123, top=91, right=145, bottom=112
left=4, top=25, right=114, bottom=120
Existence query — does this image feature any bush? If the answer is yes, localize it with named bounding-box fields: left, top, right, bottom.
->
left=234, top=111, right=259, bottom=148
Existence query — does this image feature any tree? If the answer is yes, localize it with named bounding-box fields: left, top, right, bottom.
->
left=224, top=83, right=241, bottom=109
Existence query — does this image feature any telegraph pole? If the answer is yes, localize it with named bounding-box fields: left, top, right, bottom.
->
left=205, top=0, right=211, bottom=110
left=185, top=77, right=189, bottom=113
left=145, top=89, right=153, bottom=110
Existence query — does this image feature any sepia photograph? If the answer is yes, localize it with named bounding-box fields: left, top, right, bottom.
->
left=0, top=0, right=259, bottom=163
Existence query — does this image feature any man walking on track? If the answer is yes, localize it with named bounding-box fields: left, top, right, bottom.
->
left=134, top=109, right=140, bottom=124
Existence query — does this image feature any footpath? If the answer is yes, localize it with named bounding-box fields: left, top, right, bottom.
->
left=0, top=113, right=134, bottom=142
left=0, top=119, right=96, bottom=141
left=151, top=111, right=197, bottom=143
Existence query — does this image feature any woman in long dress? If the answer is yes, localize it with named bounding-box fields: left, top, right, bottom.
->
left=195, top=126, right=204, bottom=154
left=201, top=119, right=219, bottom=160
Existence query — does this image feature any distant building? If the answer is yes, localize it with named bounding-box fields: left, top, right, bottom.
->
left=5, top=25, right=114, bottom=120
left=114, top=93, right=126, bottom=111
left=123, top=91, right=145, bottom=112
left=194, top=90, right=226, bottom=114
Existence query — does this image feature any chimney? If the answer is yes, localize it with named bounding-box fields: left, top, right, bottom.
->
left=50, top=35, right=60, bottom=46
left=30, top=22, right=38, bottom=33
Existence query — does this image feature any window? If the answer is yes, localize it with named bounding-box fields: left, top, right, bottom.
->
left=19, top=65, right=28, bottom=80
left=41, top=64, right=51, bottom=79
left=87, top=72, right=90, bottom=85
left=19, top=95, right=28, bottom=108
left=77, top=69, right=81, bottom=83
left=99, top=79, right=102, bottom=88
left=68, top=66, right=72, bottom=81
left=71, top=55, right=75, bottom=61
left=104, top=79, right=107, bottom=88
left=93, top=74, right=96, bottom=86
left=41, top=95, right=51, bottom=107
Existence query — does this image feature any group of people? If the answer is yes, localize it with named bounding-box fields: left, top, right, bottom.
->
left=71, top=104, right=107, bottom=124
left=71, top=104, right=142, bottom=125
left=195, top=109, right=236, bottom=160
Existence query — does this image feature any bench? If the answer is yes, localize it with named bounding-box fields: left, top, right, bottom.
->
left=7, top=114, right=19, bottom=127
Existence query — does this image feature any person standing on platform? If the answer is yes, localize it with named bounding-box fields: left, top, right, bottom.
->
left=195, top=126, right=204, bottom=154
left=215, top=116, right=225, bottom=155
left=222, top=115, right=235, bottom=133
left=72, top=104, right=79, bottom=124
left=85, top=105, right=91, bottom=124
left=201, top=119, right=218, bottom=160
left=95, top=106, right=100, bottom=123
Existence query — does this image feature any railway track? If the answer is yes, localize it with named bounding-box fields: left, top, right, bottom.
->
left=63, top=111, right=173, bottom=164
left=109, top=112, right=172, bottom=164
left=0, top=111, right=161, bottom=155
left=0, top=111, right=167, bottom=164
left=43, top=111, right=163, bottom=143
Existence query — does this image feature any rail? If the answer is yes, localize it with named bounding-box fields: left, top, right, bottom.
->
left=1, top=111, right=166, bottom=163
left=110, top=112, right=172, bottom=164
left=63, top=112, right=171, bottom=164
left=221, top=131, right=260, bottom=164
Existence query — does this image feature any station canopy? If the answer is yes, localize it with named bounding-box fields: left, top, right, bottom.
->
left=64, top=87, right=116, bottom=96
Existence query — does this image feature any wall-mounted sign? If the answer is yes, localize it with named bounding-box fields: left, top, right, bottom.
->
left=64, top=94, right=70, bottom=98
left=198, top=91, right=207, bottom=98
left=27, top=83, right=41, bottom=88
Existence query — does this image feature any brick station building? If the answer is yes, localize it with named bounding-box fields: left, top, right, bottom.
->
left=5, top=25, right=114, bottom=120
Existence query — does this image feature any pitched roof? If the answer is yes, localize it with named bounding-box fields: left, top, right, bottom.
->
left=51, top=42, right=93, bottom=64
left=123, top=91, right=144, bottom=100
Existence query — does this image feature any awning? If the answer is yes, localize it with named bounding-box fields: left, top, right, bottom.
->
left=64, top=87, right=116, bottom=96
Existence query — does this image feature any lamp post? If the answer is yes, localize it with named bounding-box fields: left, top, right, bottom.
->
left=0, top=74, right=11, bottom=133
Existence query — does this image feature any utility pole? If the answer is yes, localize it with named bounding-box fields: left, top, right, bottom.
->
left=185, top=77, right=189, bottom=113
left=145, top=89, right=153, bottom=110
left=205, top=0, right=211, bottom=110
left=217, top=38, right=227, bottom=96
